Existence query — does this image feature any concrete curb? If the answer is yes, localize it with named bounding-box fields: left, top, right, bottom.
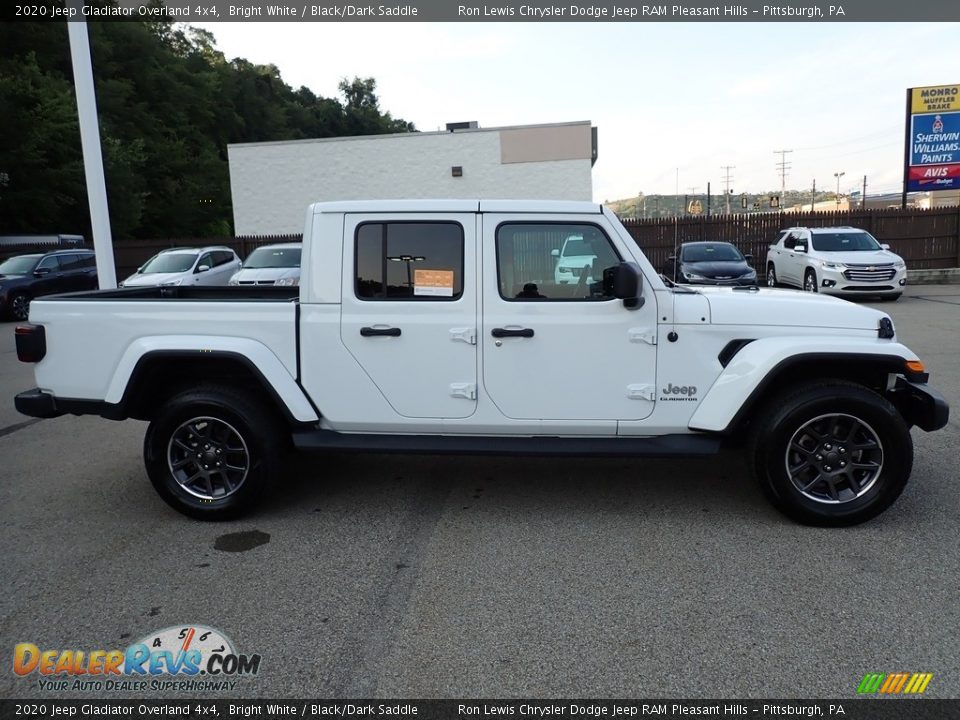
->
left=908, top=268, right=960, bottom=285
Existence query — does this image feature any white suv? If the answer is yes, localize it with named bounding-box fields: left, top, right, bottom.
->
left=552, top=235, right=597, bottom=285
left=121, top=247, right=242, bottom=288
left=766, top=227, right=907, bottom=301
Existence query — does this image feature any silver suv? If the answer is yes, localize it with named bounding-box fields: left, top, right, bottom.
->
left=765, top=226, right=907, bottom=301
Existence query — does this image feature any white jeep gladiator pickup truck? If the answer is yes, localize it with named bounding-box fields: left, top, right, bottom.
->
left=14, top=200, right=949, bottom=526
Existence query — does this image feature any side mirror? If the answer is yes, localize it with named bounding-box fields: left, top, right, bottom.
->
left=744, top=253, right=753, bottom=261
left=794, top=244, right=807, bottom=253
left=881, top=243, right=890, bottom=250
left=551, top=249, right=560, bottom=258
left=196, top=264, right=210, bottom=273
left=604, top=262, right=644, bottom=310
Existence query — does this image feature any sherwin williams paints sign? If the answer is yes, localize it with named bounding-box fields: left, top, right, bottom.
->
left=906, top=84, right=960, bottom=192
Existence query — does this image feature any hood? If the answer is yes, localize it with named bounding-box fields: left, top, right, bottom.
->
left=231, top=267, right=299, bottom=283
left=682, top=260, right=754, bottom=277
left=121, top=272, right=186, bottom=287
left=818, top=249, right=901, bottom=265
left=696, top=287, right=888, bottom=331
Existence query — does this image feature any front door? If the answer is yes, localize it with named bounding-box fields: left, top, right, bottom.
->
left=481, top=216, right=658, bottom=423
left=340, top=214, right=478, bottom=419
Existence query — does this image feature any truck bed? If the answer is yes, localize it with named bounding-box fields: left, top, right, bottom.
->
left=41, top=286, right=300, bottom=302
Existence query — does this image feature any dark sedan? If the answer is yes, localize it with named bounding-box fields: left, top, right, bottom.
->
left=0, top=249, right=98, bottom=320
left=665, top=241, right=757, bottom=286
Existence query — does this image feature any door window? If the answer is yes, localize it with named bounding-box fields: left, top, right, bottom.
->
left=213, top=250, right=236, bottom=266
left=355, top=222, right=464, bottom=301
left=58, top=254, right=82, bottom=271
left=496, top=223, right=621, bottom=300
left=36, top=256, right=61, bottom=272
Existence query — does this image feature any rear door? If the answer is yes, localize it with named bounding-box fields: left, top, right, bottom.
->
left=340, top=214, right=478, bottom=419
left=780, top=232, right=801, bottom=285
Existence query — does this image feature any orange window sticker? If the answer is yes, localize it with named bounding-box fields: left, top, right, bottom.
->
left=414, top=269, right=455, bottom=297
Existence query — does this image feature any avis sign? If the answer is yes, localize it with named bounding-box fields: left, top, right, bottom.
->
left=906, top=84, right=960, bottom=192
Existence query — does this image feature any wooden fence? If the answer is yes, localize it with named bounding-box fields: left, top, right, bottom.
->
left=2, top=206, right=958, bottom=282
left=620, top=206, right=960, bottom=276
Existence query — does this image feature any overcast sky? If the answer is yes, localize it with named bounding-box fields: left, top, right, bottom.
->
left=194, top=21, right=958, bottom=202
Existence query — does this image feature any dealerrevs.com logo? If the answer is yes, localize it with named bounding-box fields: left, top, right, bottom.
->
left=13, top=625, right=261, bottom=692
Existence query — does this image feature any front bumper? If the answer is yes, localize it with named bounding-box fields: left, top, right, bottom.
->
left=817, top=266, right=907, bottom=295
left=888, top=377, right=950, bottom=432
left=682, top=276, right=757, bottom=287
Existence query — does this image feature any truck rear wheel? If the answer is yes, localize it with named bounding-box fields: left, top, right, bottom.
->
left=748, top=380, right=912, bottom=526
left=144, top=385, right=284, bottom=520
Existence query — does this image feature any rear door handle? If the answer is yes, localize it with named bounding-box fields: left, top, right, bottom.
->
left=491, top=328, right=534, bottom=338
left=360, top=326, right=401, bottom=337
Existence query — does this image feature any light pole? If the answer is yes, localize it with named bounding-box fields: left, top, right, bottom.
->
left=387, top=254, right=425, bottom=291
left=833, top=171, right=845, bottom=208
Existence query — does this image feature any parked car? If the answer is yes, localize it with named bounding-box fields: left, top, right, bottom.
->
left=229, top=243, right=302, bottom=286
left=552, top=234, right=597, bottom=284
left=120, top=247, right=241, bottom=288
left=766, top=226, right=907, bottom=300
left=0, top=249, right=97, bottom=321
left=665, top=241, right=757, bottom=286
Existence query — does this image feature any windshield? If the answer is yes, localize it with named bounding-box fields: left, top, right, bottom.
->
left=140, top=253, right=198, bottom=274
left=561, top=238, right=595, bottom=257
left=244, top=246, right=302, bottom=269
left=682, top=244, right=743, bottom=263
left=811, top=232, right=881, bottom=252
left=0, top=255, right=41, bottom=274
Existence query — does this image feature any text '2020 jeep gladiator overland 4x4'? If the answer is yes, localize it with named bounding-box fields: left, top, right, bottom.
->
left=14, top=201, right=949, bottom=525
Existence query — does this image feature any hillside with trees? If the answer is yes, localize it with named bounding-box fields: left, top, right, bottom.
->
left=606, top=190, right=839, bottom=219
left=0, top=15, right=413, bottom=239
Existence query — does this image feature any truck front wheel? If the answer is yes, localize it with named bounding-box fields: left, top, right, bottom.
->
left=748, top=381, right=912, bottom=526
left=144, top=385, right=284, bottom=520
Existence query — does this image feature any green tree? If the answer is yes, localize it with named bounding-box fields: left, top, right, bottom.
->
left=0, top=14, right=414, bottom=239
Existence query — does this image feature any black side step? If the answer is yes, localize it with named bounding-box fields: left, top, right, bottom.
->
left=292, top=430, right=722, bottom=457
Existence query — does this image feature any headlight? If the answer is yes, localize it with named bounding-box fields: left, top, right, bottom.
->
left=820, top=261, right=846, bottom=270
left=160, top=278, right=183, bottom=287
left=683, top=272, right=705, bottom=281
left=893, top=260, right=906, bottom=269
left=275, top=277, right=299, bottom=287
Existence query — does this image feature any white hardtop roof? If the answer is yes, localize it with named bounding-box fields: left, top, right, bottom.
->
left=311, top=199, right=602, bottom=214
left=251, top=242, right=302, bottom=249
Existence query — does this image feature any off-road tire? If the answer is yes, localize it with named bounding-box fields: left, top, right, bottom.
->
left=748, top=380, right=912, bottom=526
left=144, top=385, right=285, bottom=520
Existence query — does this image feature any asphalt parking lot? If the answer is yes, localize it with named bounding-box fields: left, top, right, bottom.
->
left=1, top=286, right=958, bottom=700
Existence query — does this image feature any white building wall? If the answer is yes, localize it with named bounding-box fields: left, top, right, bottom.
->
left=228, top=128, right=593, bottom=235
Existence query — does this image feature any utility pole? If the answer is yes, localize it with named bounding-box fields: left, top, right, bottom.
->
left=774, top=149, right=793, bottom=205
left=811, top=179, right=816, bottom=212
left=720, top=165, right=735, bottom=214
left=862, top=175, right=867, bottom=209
left=707, top=181, right=711, bottom=217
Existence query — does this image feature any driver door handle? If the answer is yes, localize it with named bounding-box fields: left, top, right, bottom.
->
left=491, top=328, right=534, bottom=338
left=360, top=326, right=401, bottom=337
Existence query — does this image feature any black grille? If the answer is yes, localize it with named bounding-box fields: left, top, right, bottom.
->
left=842, top=263, right=896, bottom=282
